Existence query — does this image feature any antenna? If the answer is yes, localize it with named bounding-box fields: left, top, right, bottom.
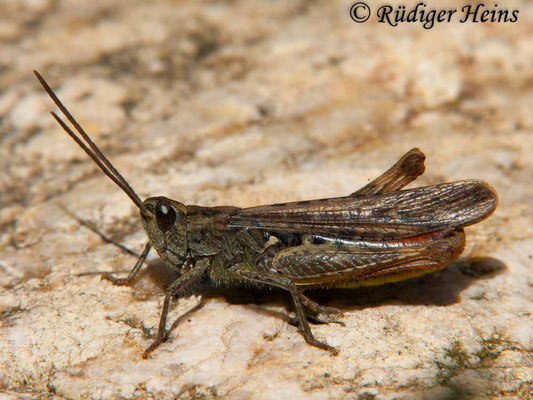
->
left=34, top=70, right=148, bottom=215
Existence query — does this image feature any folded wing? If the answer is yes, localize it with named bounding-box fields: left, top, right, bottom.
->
left=227, top=180, right=497, bottom=239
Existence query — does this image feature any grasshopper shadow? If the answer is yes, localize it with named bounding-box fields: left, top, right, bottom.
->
left=304, top=256, right=507, bottom=312
left=143, top=256, right=506, bottom=323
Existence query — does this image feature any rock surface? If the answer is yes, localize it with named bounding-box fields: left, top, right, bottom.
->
left=0, top=1, right=531, bottom=399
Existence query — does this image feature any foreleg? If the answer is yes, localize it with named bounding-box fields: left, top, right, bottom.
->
left=142, top=258, right=209, bottom=358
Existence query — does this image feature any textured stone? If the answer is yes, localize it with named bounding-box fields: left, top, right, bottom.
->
left=0, top=1, right=531, bottom=399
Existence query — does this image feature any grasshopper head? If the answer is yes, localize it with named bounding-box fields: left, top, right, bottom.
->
left=34, top=71, right=189, bottom=267
left=141, top=197, right=188, bottom=265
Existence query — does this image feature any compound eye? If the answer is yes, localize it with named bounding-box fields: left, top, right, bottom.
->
left=155, top=202, right=176, bottom=232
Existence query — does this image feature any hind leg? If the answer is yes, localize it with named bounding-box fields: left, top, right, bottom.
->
left=351, top=148, right=425, bottom=196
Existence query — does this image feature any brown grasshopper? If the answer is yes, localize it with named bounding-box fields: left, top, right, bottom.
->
left=34, top=71, right=498, bottom=358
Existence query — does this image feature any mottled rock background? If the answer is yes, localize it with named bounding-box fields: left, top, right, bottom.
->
left=0, top=0, right=531, bottom=399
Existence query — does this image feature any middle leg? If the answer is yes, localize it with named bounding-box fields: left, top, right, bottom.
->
left=233, top=267, right=338, bottom=354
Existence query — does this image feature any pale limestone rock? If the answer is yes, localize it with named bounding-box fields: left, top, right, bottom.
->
left=0, top=1, right=531, bottom=399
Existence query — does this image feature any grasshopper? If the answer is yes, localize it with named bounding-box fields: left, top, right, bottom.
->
left=34, top=71, right=498, bottom=358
